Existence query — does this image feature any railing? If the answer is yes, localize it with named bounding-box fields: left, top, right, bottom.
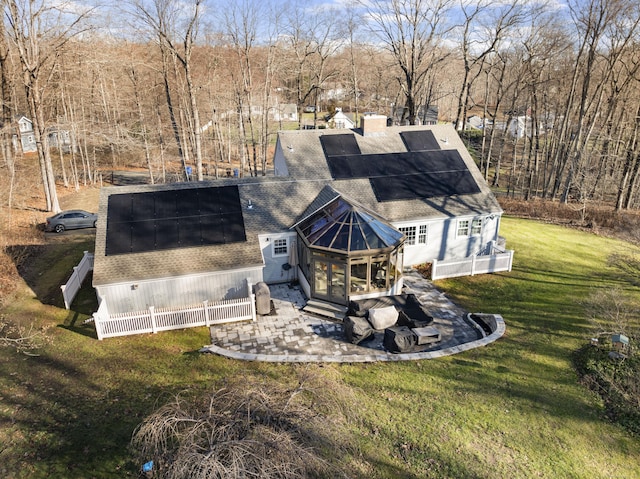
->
left=92, top=279, right=256, bottom=340
left=61, top=251, right=94, bottom=309
left=431, top=245, right=514, bottom=281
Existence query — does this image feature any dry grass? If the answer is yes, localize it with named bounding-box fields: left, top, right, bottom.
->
left=131, top=367, right=356, bottom=479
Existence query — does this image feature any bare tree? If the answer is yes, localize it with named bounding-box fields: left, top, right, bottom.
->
left=358, top=0, right=454, bottom=125
left=281, top=3, right=344, bottom=129
left=4, top=0, right=94, bottom=212
left=0, top=14, right=15, bottom=207
left=131, top=0, right=206, bottom=181
left=582, top=286, right=639, bottom=339
left=0, top=315, right=51, bottom=355
left=453, top=0, right=530, bottom=131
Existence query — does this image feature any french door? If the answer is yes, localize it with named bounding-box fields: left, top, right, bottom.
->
left=313, top=259, right=347, bottom=305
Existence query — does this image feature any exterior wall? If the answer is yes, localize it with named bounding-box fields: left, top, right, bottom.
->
left=95, top=266, right=264, bottom=315
left=394, top=214, right=500, bottom=267
left=16, top=117, right=37, bottom=153
left=273, top=139, right=289, bottom=176
left=259, top=232, right=297, bottom=284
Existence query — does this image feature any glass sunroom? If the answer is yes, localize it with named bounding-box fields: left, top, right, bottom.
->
left=294, top=195, right=405, bottom=305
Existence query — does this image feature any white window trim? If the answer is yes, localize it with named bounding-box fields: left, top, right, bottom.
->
left=471, top=218, right=483, bottom=236
left=398, top=223, right=430, bottom=246
left=457, top=218, right=483, bottom=238
left=399, top=226, right=416, bottom=246
left=418, top=224, right=428, bottom=244
left=457, top=219, right=470, bottom=237
left=272, top=237, right=289, bottom=257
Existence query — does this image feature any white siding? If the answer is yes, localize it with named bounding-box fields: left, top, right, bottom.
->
left=96, top=267, right=263, bottom=314
left=259, top=233, right=297, bottom=283
left=394, top=215, right=500, bottom=267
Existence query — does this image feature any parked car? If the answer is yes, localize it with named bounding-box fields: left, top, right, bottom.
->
left=303, top=105, right=316, bottom=113
left=45, top=210, right=98, bottom=233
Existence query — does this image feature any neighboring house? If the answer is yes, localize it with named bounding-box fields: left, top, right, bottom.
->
left=391, top=105, right=438, bottom=125
left=47, top=127, right=75, bottom=153
left=93, top=116, right=505, bottom=317
left=508, top=115, right=537, bottom=139
left=417, top=105, right=438, bottom=125
left=466, top=115, right=489, bottom=131
left=13, top=115, right=37, bottom=153
left=270, top=103, right=298, bottom=123
left=327, top=108, right=355, bottom=129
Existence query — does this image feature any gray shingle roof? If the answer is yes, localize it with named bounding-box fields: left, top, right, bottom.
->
left=93, top=123, right=502, bottom=286
left=276, top=123, right=502, bottom=221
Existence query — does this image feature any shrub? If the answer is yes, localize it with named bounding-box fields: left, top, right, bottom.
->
left=573, top=344, right=640, bottom=435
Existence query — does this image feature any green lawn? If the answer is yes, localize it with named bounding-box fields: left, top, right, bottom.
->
left=1, top=217, right=639, bottom=478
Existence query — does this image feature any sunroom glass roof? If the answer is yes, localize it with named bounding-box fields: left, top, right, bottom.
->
left=298, top=197, right=403, bottom=253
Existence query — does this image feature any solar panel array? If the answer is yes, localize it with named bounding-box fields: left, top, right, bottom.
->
left=400, top=130, right=440, bottom=151
left=106, top=186, right=246, bottom=256
left=320, top=131, right=480, bottom=202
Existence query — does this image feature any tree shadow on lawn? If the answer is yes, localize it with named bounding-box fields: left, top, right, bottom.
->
left=7, top=239, right=95, bottom=309
left=60, top=275, right=100, bottom=339
left=0, top=350, right=178, bottom=478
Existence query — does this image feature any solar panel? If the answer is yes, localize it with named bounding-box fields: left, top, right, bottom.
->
left=400, top=130, right=441, bottom=151
left=131, top=220, right=157, bottom=253
left=320, top=134, right=361, bottom=157
left=370, top=170, right=481, bottom=202
left=178, top=216, right=203, bottom=247
left=327, top=150, right=469, bottom=179
left=200, top=188, right=222, bottom=215
left=105, top=223, right=132, bottom=255
left=200, top=215, right=225, bottom=244
left=178, top=189, right=201, bottom=216
left=218, top=185, right=243, bottom=213
left=154, top=190, right=178, bottom=219
left=107, top=194, right=133, bottom=223
left=105, top=186, right=246, bottom=256
left=223, top=214, right=247, bottom=243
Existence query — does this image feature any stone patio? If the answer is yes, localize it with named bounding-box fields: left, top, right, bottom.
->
left=201, top=270, right=505, bottom=362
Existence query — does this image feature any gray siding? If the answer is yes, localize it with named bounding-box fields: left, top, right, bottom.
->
left=259, top=233, right=297, bottom=283
left=96, top=267, right=263, bottom=314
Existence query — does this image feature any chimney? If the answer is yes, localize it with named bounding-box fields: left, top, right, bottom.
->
left=361, top=113, right=387, bottom=137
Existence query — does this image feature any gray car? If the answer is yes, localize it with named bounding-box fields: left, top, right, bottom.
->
left=45, top=210, right=98, bottom=233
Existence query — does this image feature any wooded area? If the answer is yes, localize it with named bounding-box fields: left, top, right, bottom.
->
left=1, top=0, right=639, bottom=213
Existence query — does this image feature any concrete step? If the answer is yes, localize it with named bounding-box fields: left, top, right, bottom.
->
left=303, top=299, right=348, bottom=320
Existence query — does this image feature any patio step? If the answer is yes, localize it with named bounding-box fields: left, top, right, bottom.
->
left=303, top=299, right=348, bottom=321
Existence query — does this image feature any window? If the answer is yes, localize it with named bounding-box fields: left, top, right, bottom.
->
left=273, top=238, right=288, bottom=256
left=471, top=218, right=483, bottom=235
left=457, top=220, right=470, bottom=237
left=399, top=226, right=416, bottom=245
left=458, top=219, right=483, bottom=237
left=418, top=224, right=428, bottom=244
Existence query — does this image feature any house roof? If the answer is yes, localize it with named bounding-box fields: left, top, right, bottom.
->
left=93, top=122, right=502, bottom=286
left=93, top=178, right=332, bottom=286
left=275, top=123, right=502, bottom=222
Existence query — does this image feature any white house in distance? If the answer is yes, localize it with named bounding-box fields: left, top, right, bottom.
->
left=92, top=116, right=507, bottom=322
left=13, top=115, right=37, bottom=153
left=327, top=108, right=355, bottom=129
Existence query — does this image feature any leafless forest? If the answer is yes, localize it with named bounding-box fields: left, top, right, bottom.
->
left=1, top=0, right=640, bottom=215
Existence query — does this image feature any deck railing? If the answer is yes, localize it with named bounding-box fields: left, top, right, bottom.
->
left=92, top=280, right=256, bottom=340
left=431, top=243, right=514, bottom=281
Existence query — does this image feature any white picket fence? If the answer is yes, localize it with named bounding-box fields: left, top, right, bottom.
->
left=92, top=281, right=256, bottom=340
left=431, top=248, right=514, bottom=281
left=61, top=251, right=94, bottom=309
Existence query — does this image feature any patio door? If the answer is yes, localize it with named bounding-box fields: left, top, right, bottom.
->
left=313, top=259, right=347, bottom=305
